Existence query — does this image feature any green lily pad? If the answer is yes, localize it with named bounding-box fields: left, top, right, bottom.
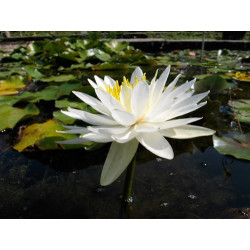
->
left=53, top=111, right=76, bottom=124
left=0, top=95, right=20, bottom=106
left=92, top=62, right=128, bottom=71
left=213, top=134, right=250, bottom=161
left=194, top=75, right=233, bottom=94
left=13, top=119, right=84, bottom=152
left=104, top=41, right=128, bottom=53
left=0, top=103, right=39, bottom=131
left=55, top=99, right=87, bottom=110
left=23, top=65, right=44, bottom=79
left=40, top=74, right=76, bottom=82
left=229, top=99, right=250, bottom=123
left=0, top=75, right=26, bottom=95
left=18, top=82, right=81, bottom=103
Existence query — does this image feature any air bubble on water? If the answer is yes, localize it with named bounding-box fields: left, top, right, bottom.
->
left=169, top=172, right=176, bottom=176
left=156, top=158, right=163, bottom=162
left=188, top=194, right=198, bottom=200
left=72, top=171, right=77, bottom=174
left=1, top=129, right=6, bottom=133
left=239, top=210, right=248, bottom=217
left=160, top=202, right=169, bottom=207
left=126, top=197, right=133, bottom=203
left=201, top=162, right=207, bottom=167
left=96, top=187, right=105, bottom=193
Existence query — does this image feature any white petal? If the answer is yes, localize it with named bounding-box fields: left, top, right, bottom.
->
left=162, top=73, right=181, bottom=97
left=168, top=79, right=196, bottom=100
left=67, top=107, right=117, bottom=126
left=150, top=66, right=170, bottom=106
left=94, top=75, right=106, bottom=89
left=160, top=125, right=216, bottom=139
left=88, top=78, right=98, bottom=89
left=130, top=67, right=143, bottom=83
left=136, top=132, right=174, bottom=159
left=61, top=110, right=82, bottom=120
left=72, top=91, right=110, bottom=115
left=149, top=69, right=159, bottom=92
left=111, top=109, right=137, bottom=126
left=111, top=128, right=138, bottom=143
left=134, top=117, right=202, bottom=132
left=56, top=137, right=89, bottom=144
left=166, top=101, right=207, bottom=121
left=131, top=81, right=149, bottom=119
left=87, top=125, right=130, bottom=135
left=95, top=88, right=125, bottom=111
left=100, top=139, right=139, bottom=186
left=120, top=83, right=132, bottom=112
left=172, top=91, right=209, bottom=110
left=104, top=76, right=116, bottom=87
left=146, top=74, right=181, bottom=120
left=82, top=133, right=113, bottom=143
left=57, top=125, right=89, bottom=134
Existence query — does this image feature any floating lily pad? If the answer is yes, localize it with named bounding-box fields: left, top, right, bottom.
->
left=92, top=62, right=128, bottom=71
left=0, top=95, right=20, bottom=106
left=0, top=103, right=39, bottom=131
left=18, top=82, right=81, bottom=103
left=0, top=76, right=26, bottom=95
left=226, top=72, right=250, bottom=82
left=13, top=119, right=84, bottom=152
left=55, top=99, right=87, bottom=110
left=23, top=65, right=44, bottom=79
left=229, top=99, right=250, bottom=123
left=213, top=134, right=250, bottom=161
left=53, top=111, right=76, bottom=124
left=194, top=75, right=233, bottom=94
left=40, top=74, right=76, bottom=82
left=104, top=41, right=128, bottom=53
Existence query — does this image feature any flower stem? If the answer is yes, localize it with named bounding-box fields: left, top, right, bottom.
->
left=122, top=153, right=136, bottom=202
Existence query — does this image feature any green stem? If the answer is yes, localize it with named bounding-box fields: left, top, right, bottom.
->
left=122, top=153, right=136, bottom=202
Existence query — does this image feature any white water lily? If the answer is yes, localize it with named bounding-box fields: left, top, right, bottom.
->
left=57, top=66, right=215, bottom=186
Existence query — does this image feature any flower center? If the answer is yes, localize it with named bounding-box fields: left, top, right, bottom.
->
left=103, top=73, right=146, bottom=101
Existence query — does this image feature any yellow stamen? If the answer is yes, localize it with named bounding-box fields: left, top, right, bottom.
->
left=103, top=73, right=147, bottom=102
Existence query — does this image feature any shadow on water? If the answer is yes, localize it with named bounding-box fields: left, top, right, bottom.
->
left=0, top=58, right=250, bottom=218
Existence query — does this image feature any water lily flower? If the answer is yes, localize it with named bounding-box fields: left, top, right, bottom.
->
left=57, top=66, right=215, bottom=186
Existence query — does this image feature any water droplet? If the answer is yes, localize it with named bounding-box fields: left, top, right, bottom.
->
left=188, top=194, right=198, bottom=200
left=160, top=202, right=169, bottom=207
left=96, top=187, right=105, bottom=193
left=1, top=129, right=6, bottom=133
left=201, top=162, right=207, bottom=167
left=156, top=158, right=163, bottom=162
left=169, top=172, right=176, bottom=176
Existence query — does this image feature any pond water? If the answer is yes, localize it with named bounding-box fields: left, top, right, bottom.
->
left=0, top=48, right=250, bottom=219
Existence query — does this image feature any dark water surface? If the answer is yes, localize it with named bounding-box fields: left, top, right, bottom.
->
left=0, top=57, right=250, bottom=219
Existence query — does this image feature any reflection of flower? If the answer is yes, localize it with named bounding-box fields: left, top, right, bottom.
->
left=58, top=66, right=215, bottom=185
